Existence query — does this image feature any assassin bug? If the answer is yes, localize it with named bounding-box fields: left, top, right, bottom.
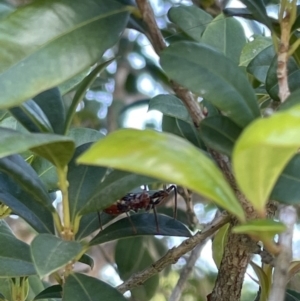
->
left=100, top=185, right=177, bottom=233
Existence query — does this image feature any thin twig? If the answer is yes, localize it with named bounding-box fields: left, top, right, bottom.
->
left=267, top=205, right=297, bottom=301
left=135, top=0, right=204, bottom=126
left=177, top=186, right=198, bottom=229
left=168, top=238, right=208, bottom=301
left=117, top=213, right=230, bottom=294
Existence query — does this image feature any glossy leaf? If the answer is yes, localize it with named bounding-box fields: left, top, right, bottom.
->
left=271, top=154, right=300, bottom=204
left=176, top=119, right=205, bottom=149
left=233, top=107, right=300, bottom=214
left=75, top=212, right=115, bottom=241
left=33, top=88, right=66, bottom=135
left=168, top=5, right=212, bottom=42
left=233, top=219, right=286, bottom=236
left=64, top=59, right=114, bottom=133
left=201, top=14, right=246, bottom=65
left=240, top=0, right=272, bottom=29
left=31, top=157, right=58, bottom=192
left=212, top=223, right=229, bottom=268
left=247, top=45, right=276, bottom=83
left=34, top=285, right=62, bottom=300
left=78, top=254, right=94, bottom=270
left=78, top=129, right=245, bottom=221
left=199, top=116, right=242, bottom=156
left=0, top=157, right=55, bottom=234
left=0, top=220, right=36, bottom=277
left=78, top=169, right=159, bottom=215
left=0, top=155, right=52, bottom=207
left=63, top=273, right=127, bottom=301
left=9, top=99, right=53, bottom=133
left=250, top=261, right=270, bottom=301
left=160, top=42, right=260, bottom=128
left=67, top=127, right=105, bottom=147
left=0, top=278, right=12, bottom=301
left=0, top=128, right=75, bottom=167
left=31, top=234, right=82, bottom=278
left=115, top=236, right=159, bottom=300
left=68, top=143, right=107, bottom=220
left=89, top=213, right=191, bottom=246
left=266, top=56, right=300, bottom=102
left=0, top=0, right=129, bottom=109
left=148, top=94, right=193, bottom=124
left=240, top=35, right=273, bottom=67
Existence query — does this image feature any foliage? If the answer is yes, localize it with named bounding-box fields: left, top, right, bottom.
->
left=1, top=0, right=300, bottom=300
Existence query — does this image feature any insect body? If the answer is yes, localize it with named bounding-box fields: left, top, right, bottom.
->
left=102, top=185, right=177, bottom=233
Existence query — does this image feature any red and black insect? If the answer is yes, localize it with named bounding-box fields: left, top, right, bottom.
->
left=100, top=185, right=177, bottom=233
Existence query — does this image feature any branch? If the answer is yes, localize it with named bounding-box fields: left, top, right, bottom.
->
left=117, top=213, right=230, bottom=294
left=135, top=0, right=204, bottom=126
left=268, top=3, right=298, bottom=300
left=267, top=205, right=296, bottom=301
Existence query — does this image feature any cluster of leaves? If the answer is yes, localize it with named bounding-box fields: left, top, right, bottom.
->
left=1, top=0, right=300, bottom=300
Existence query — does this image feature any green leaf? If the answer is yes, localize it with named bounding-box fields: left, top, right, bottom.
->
left=33, top=88, right=66, bottom=135
left=266, top=56, right=300, bottom=102
left=75, top=212, right=115, bottom=241
left=78, top=254, right=94, bottom=270
left=199, top=116, right=242, bottom=156
left=0, top=220, right=36, bottom=277
left=240, top=0, right=272, bottom=29
left=285, top=289, right=300, bottom=301
left=279, top=89, right=300, bottom=111
left=78, top=169, right=159, bottom=215
left=68, top=143, right=107, bottom=220
left=67, top=127, right=105, bottom=147
left=271, top=154, right=300, bottom=204
left=250, top=261, right=271, bottom=301
left=168, top=5, right=212, bottom=42
left=31, top=157, right=58, bottom=192
left=233, top=107, right=300, bottom=214
left=201, top=14, right=246, bottom=65
left=160, top=42, right=260, bottom=128
left=0, top=0, right=129, bottom=109
left=63, top=273, right=127, bottom=301
left=115, top=237, right=159, bottom=300
left=31, top=234, right=82, bottom=278
left=233, top=219, right=286, bottom=236
left=247, top=45, right=276, bottom=82
left=0, top=278, right=12, bottom=301
left=162, top=115, right=185, bottom=137
left=34, top=285, right=62, bottom=300
left=77, top=129, right=245, bottom=221
left=176, top=119, right=205, bottom=149
left=212, top=223, right=229, bottom=268
left=240, top=35, right=273, bottom=67
left=89, top=213, right=191, bottom=246
left=0, top=2, right=14, bottom=20
left=0, top=156, right=55, bottom=234
left=9, top=100, right=53, bottom=133
left=64, top=59, right=114, bottom=133
left=0, top=128, right=75, bottom=167
left=148, top=94, right=193, bottom=124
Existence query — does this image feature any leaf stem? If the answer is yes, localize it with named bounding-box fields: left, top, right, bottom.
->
left=57, top=166, right=72, bottom=240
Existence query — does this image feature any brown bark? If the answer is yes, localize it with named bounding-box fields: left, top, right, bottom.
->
left=209, top=152, right=258, bottom=301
